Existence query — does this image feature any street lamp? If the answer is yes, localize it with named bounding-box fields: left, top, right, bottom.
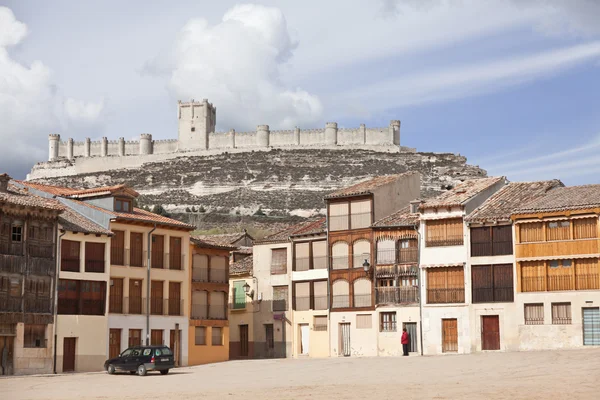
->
left=243, top=282, right=254, bottom=299
left=363, top=259, right=370, bottom=273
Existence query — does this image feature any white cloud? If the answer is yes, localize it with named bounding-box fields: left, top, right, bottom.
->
left=0, top=7, right=104, bottom=178
left=146, top=4, right=323, bottom=131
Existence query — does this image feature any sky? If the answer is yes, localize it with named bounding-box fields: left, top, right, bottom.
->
left=0, top=0, right=599, bottom=184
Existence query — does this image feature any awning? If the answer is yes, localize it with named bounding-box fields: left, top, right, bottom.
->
left=420, top=262, right=465, bottom=269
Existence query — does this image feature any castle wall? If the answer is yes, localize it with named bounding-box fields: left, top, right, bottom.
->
left=208, top=132, right=234, bottom=149
left=338, top=128, right=365, bottom=145
left=268, top=130, right=295, bottom=146
left=232, top=131, right=257, bottom=148
left=299, top=129, right=326, bottom=145
left=153, top=140, right=179, bottom=154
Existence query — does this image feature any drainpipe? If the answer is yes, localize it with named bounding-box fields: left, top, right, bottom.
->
left=325, top=208, right=331, bottom=358
left=146, top=224, right=157, bottom=345
left=414, top=225, right=424, bottom=356
left=54, top=229, right=66, bottom=374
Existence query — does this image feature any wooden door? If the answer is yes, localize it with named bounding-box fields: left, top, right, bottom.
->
left=481, top=315, right=500, bottom=350
left=151, top=281, right=163, bottom=315
left=130, top=232, right=143, bottom=267
left=111, top=230, right=125, bottom=265
left=151, top=330, right=163, bottom=346
left=63, top=337, right=76, bottom=372
left=265, top=324, right=274, bottom=358
left=442, top=319, right=458, bottom=352
left=169, top=329, right=181, bottom=366
left=109, top=329, right=121, bottom=359
left=403, top=322, right=418, bottom=353
left=169, top=282, right=181, bottom=316
left=169, top=237, right=182, bottom=270
left=339, top=323, right=351, bottom=357
left=239, top=325, right=249, bottom=357
left=0, top=335, right=14, bottom=375
left=129, top=279, right=142, bottom=314
left=109, top=278, right=124, bottom=313
left=151, top=235, right=164, bottom=269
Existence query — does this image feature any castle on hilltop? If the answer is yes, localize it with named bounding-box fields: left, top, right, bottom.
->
left=47, top=99, right=403, bottom=162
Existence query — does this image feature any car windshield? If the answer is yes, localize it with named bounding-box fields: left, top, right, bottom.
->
left=159, top=347, right=173, bottom=355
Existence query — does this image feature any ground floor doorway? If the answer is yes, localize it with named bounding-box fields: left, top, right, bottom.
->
left=339, top=323, right=351, bottom=357
left=0, top=335, right=14, bottom=376
left=442, top=319, right=458, bottom=353
left=299, top=324, right=309, bottom=355
left=63, top=337, right=77, bottom=372
left=481, top=315, right=500, bottom=350
left=403, top=322, right=418, bottom=353
left=583, top=307, right=600, bottom=345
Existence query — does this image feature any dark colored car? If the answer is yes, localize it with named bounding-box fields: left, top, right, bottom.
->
left=104, top=345, right=174, bottom=376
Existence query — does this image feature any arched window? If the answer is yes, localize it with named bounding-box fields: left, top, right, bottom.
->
left=377, top=239, right=396, bottom=264
left=353, top=278, right=372, bottom=307
left=192, top=254, right=208, bottom=281
left=191, top=290, right=207, bottom=319
left=331, top=241, right=349, bottom=270
left=209, top=291, right=226, bottom=319
left=352, top=239, right=371, bottom=268
left=332, top=280, right=349, bottom=308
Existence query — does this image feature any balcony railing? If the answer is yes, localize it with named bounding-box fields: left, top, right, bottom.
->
left=472, top=287, right=514, bottom=303
left=427, top=288, right=465, bottom=304
left=331, top=295, right=349, bottom=308
left=0, top=241, right=23, bottom=256
left=192, top=267, right=208, bottom=282
left=61, top=257, right=80, bottom=272
left=167, top=253, right=185, bottom=271
left=29, top=257, right=55, bottom=276
left=353, top=294, right=372, bottom=308
left=111, top=297, right=184, bottom=315
left=168, top=299, right=184, bottom=316
left=376, top=265, right=419, bottom=278
left=24, top=296, right=52, bottom=313
left=208, top=304, right=227, bottom=320
left=272, top=299, right=288, bottom=311
left=85, top=259, right=105, bottom=273
left=329, top=215, right=349, bottom=231
left=314, top=295, right=328, bottom=310
left=0, top=295, right=23, bottom=312
left=398, top=248, right=418, bottom=264
left=425, top=238, right=464, bottom=247
left=376, top=249, right=396, bottom=265
left=57, top=299, right=105, bottom=315
left=576, top=274, right=600, bottom=290
left=128, top=296, right=145, bottom=315
left=353, top=254, right=371, bottom=269
left=210, top=268, right=227, bottom=283
left=331, top=255, right=349, bottom=270
left=109, top=296, right=123, bottom=314
left=110, top=247, right=125, bottom=266
left=294, top=295, right=329, bottom=311
left=522, top=275, right=600, bottom=292
left=313, top=256, right=327, bottom=270
left=350, top=212, right=371, bottom=229
left=271, top=262, right=287, bottom=275
left=189, top=304, right=226, bottom=319
left=295, top=296, right=310, bottom=311
left=0, top=254, right=25, bottom=274
left=295, top=257, right=310, bottom=272
left=151, top=297, right=164, bottom=315
left=191, top=304, right=208, bottom=320
left=375, top=287, right=419, bottom=304
left=29, top=243, right=53, bottom=258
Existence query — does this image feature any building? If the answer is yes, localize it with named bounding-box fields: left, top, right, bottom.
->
left=192, top=231, right=253, bottom=263
left=511, top=184, right=600, bottom=349
left=326, top=172, right=420, bottom=357
left=464, top=180, right=563, bottom=352
left=372, top=204, right=421, bottom=355
left=16, top=181, right=195, bottom=367
left=228, top=254, right=255, bottom=359
left=289, top=218, right=329, bottom=358
left=55, top=208, right=113, bottom=373
left=188, top=235, right=233, bottom=365
left=0, top=174, right=63, bottom=375
left=418, top=177, right=506, bottom=355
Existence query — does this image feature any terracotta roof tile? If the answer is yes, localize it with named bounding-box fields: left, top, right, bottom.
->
left=256, top=218, right=326, bottom=244
left=372, top=206, right=419, bottom=227
left=19, top=181, right=139, bottom=199
left=420, top=177, right=506, bottom=209
left=59, top=208, right=113, bottom=236
left=325, top=172, right=418, bottom=199
left=190, top=236, right=237, bottom=250
left=466, top=180, right=563, bottom=223
left=513, top=184, right=600, bottom=215
left=289, top=218, right=326, bottom=237
left=0, top=182, right=64, bottom=211
left=191, top=232, right=252, bottom=248
left=229, top=254, right=253, bottom=276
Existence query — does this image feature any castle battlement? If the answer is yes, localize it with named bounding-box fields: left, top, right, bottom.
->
left=46, top=99, right=402, bottom=162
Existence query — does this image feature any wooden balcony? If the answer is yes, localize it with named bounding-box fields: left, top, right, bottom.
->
left=376, top=265, right=418, bottom=278
left=516, top=239, right=599, bottom=259
left=426, top=288, right=465, bottom=304
left=375, top=287, right=419, bottom=305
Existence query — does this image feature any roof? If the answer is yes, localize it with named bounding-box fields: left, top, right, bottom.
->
left=256, top=218, right=326, bottom=244
left=190, top=235, right=237, bottom=250
left=513, top=184, right=600, bottom=215
left=191, top=232, right=253, bottom=248
left=19, top=181, right=139, bottom=199
left=325, top=172, right=417, bottom=199
left=289, top=218, right=327, bottom=237
left=420, top=177, right=506, bottom=210
left=59, top=208, right=113, bottom=236
left=372, top=206, right=419, bottom=228
left=0, top=182, right=64, bottom=212
left=466, top=180, right=563, bottom=223
left=95, top=204, right=195, bottom=230
left=229, top=254, right=253, bottom=276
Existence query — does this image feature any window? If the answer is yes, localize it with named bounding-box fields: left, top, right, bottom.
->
left=191, top=290, right=208, bottom=319
left=314, top=281, right=328, bottom=310
left=350, top=199, right=371, bottom=229
left=195, top=326, right=206, bottom=345
left=519, top=223, right=543, bottom=243
left=376, top=240, right=395, bottom=265
left=128, top=329, right=142, bottom=347
left=524, top=303, right=544, bottom=325
left=573, top=218, right=597, bottom=239
left=11, top=224, right=22, bottom=242
left=353, top=278, right=372, bottom=307
left=295, top=242, right=310, bottom=271
left=471, top=264, right=514, bottom=303
left=209, top=291, right=226, bottom=319
left=426, top=267, right=465, bottom=304
left=312, top=240, right=327, bottom=269
left=547, top=221, right=570, bottom=241
left=210, top=256, right=227, bottom=283
left=426, top=218, right=463, bottom=247
left=470, top=225, right=513, bottom=257
left=85, top=242, right=105, bottom=273
left=114, top=198, right=132, bottom=212
left=331, top=241, right=349, bottom=270
left=151, top=235, right=165, bottom=269
left=294, top=282, right=310, bottom=311
left=232, top=281, right=246, bottom=310
left=552, top=303, right=571, bottom=325
left=329, top=202, right=349, bottom=231
left=192, top=254, right=208, bottom=282
left=352, top=240, right=370, bottom=269
left=151, top=329, right=163, bottom=346
left=212, top=327, right=223, bottom=346
left=522, top=259, right=575, bottom=292
left=129, top=232, right=144, bottom=267
left=24, top=278, right=51, bottom=313
left=272, top=286, right=288, bottom=311
left=380, top=312, right=396, bottom=332
left=61, top=240, right=80, bottom=272
left=398, top=239, right=418, bottom=263
left=331, top=280, right=349, bottom=308
left=356, top=314, right=372, bottom=329
left=24, top=324, right=47, bottom=348
left=169, top=237, right=183, bottom=270
left=57, top=279, right=106, bottom=315
left=271, top=248, right=287, bottom=275
left=575, top=258, right=600, bottom=290
left=110, top=230, right=125, bottom=265
left=313, top=316, right=327, bottom=331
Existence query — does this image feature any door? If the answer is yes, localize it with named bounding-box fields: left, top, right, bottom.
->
left=169, top=237, right=182, bottom=270
left=481, top=315, right=500, bottom=350
left=0, top=335, right=14, bottom=376
left=265, top=324, right=274, bottom=358
left=169, top=329, right=181, bottom=366
left=129, top=232, right=143, bottom=267
left=63, top=337, right=76, bottom=372
left=109, top=278, right=124, bottom=313
left=109, top=329, right=121, bottom=359
left=240, top=325, right=249, bottom=357
left=169, top=282, right=181, bottom=316
left=151, top=235, right=164, bottom=269
left=442, top=319, right=458, bottom=353
left=151, top=281, right=163, bottom=315
left=300, top=324, right=310, bottom=355
left=339, top=323, right=351, bottom=357
left=403, top=322, right=418, bottom=353
left=129, top=279, right=142, bottom=314
left=583, top=307, right=600, bottom=345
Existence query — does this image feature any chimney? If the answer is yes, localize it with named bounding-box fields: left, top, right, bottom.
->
left=410, top=199, right=422, bottom=214
left=0, top=174, right=10, bottom=193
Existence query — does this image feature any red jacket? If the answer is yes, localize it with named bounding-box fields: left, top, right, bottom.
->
left=401, top=331, right=409, bottom=344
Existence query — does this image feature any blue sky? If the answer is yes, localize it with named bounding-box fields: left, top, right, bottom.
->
left=0, top=0, right=599, bottom=184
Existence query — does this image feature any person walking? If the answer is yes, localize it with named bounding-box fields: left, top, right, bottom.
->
left=401, top=328, right=410, bottom=356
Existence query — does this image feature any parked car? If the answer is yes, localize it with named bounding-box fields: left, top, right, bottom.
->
left=104, top=345, right=174, bottom=376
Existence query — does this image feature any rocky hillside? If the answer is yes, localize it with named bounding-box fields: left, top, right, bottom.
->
left=30, top=149, right=487, bottom=233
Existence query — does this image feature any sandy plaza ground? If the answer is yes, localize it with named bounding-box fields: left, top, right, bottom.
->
left=3, top=348, right=600, bottom=400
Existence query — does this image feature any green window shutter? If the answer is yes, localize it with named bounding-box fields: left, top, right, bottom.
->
left=234, top=281, right=246, bottom=309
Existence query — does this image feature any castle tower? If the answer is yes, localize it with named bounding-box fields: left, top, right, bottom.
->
left=389, top=120, right=401, bottom=146
left=140, top=134, right=153, bottom=155
left=178, top=99, right=216, bottom=151
left=256, top=125, right=270, bottom=147
left=48, top=134, right=60, bottom=161
left=325, top=122, right=338, bottom=145
left=67, top=138, right=74, bottom=160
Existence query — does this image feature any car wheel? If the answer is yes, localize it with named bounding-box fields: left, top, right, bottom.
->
left=160, top=369, right=169, bottom=375
left=107, top=364, right=116, bottom=375
left=137, top=364, right=147, bottom=376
